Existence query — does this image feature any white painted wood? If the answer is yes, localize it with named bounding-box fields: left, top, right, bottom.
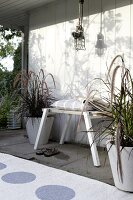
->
left=0, top=0, right=131, bottom=31
left=34, top=108, right=49, bottom=150
left=59, top=114, right=72, bottom=144
left=49, top=108, right=83, bottom=115
left=0, top=0, right=56, bottom=27
left=28, top=0, right=133, bottom=147
left=35, top=107, right=101, bottom=166
left=83, top=111, right=100, bottom=167
left=49, top=108, right=109, bottom=119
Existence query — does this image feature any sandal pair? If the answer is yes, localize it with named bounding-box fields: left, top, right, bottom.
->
left=36, top=148, right=59, bottom=157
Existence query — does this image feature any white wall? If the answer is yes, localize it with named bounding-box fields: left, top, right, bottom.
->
left=28, top=0, right=133, bottom=144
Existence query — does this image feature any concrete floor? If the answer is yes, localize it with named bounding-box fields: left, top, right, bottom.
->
left=0, top=129, right=114, bottom=186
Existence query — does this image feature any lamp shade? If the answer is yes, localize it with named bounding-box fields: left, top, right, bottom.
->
left=95, top=32, right=107, bottom=56
left=95, top=32, right=107, bottom=49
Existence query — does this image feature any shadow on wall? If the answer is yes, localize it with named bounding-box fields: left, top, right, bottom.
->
left=103, top=10, right=133, bottom=71
left=29, top=32, right=46, bottom=72
left=29, top=5, right=133, bottom=98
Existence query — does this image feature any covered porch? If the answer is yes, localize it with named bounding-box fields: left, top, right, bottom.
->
left=0, top=0, right=133, bottom=199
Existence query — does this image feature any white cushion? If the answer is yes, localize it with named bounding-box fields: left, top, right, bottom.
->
left=51, top=99, right=94, bottom=111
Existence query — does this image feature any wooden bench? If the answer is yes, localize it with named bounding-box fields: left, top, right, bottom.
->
left=34, top=108, right=106, bottom=167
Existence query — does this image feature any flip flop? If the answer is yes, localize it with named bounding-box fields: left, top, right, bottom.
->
left=36, top=149, right=45, bottom=155
left=43, top=148, right=59, bottom=157
left=36, top=148, right=60, bottom=156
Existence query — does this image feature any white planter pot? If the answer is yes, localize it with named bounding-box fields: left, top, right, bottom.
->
left=106, top=142, right=133, bottom=192
left=26, top=117, right=54, bottom=145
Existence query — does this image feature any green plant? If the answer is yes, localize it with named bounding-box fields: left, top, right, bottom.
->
left=86, top=55, right=133, bottom=178
left=0, top=64, right=21, bottom=128
left=0, top=25, right=21, bottom=63
left=0, top=94, right=19, bottom=128
left=0, top=95, right=11, bottom=127
left=14, top=69, right=55, bottom=118
left=13, top=43, right=21, bottom=74
left=98, top=56, right=133, bottom=145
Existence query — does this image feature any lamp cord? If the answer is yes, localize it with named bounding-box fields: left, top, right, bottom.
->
left=100, top=0, right=103, bottom=33
left=79, top=0, right=84, bottom=26
left=129, top=0, right=132, bottom=69
left=114, top=0, right=116, bottom=55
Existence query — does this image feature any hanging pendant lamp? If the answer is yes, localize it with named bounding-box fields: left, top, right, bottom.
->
left=95, top=1, right=107, bottom=56
left=72, top=0, right=85, bottom=51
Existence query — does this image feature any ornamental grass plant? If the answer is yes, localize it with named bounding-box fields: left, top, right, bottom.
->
left=14, top=69, right=55, bottom=118
left=85, top=55, right=133, bottom=179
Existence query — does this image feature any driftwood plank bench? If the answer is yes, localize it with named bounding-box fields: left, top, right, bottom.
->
left=34, top=108, right=107, bottom=167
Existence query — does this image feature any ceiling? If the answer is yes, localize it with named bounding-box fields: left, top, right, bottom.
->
left=0, top=0, right=56, bottom=29
left=0, top=0, right=131, bottom=30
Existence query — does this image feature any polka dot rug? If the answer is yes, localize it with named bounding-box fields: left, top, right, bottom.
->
left=0, top=153, right=132, bottom=200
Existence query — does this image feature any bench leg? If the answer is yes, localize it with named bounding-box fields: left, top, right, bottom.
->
left=34, top=108, right=49, bottom=150
left=60, top=114, right=72, bottom=144
left=83, top=112, right=100, bottom=167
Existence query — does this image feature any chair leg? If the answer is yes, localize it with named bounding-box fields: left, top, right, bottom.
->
left=60, top=114, right=72, bottom=144
left=34, top=108, right=49, bottom=150
left=83, top=112, right=100, bottom=167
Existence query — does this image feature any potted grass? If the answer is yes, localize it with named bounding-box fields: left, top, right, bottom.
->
left=14, top=69, right=55, bottom=144
left=87, top=55, right=133, bottom=192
